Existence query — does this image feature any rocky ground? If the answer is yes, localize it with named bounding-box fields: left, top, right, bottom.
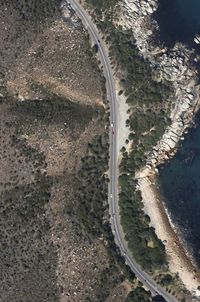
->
left=0, top=1, right=130, bottom=301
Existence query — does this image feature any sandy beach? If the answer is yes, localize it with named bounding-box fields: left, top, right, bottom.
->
left=136, top=168, right=200, bottom=297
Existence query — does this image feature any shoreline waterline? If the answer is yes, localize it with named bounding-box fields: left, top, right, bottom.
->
left=158, top=111, right=200, bottom=266
left=136, top=168, right=200, bottom=296
left=116, top=0, right=200, bottom=296
left=154, top=0, right=200, bottom=52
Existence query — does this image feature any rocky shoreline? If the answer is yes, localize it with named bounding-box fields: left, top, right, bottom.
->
left=118, top=0, right=200, bottom=167
left=137, top=172, right=200, bottom=298
left=118, top=0, right=200, bottom=298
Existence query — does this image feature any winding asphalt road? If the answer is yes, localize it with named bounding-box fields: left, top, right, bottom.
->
left=65, top=1, right=179, bottom=301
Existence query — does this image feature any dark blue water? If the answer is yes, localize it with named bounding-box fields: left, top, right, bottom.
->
left=154, top=0, right=200, bottom=267
left=154, top=0, right=200, bottom=50
left=159, top=114, right=200, bottom=266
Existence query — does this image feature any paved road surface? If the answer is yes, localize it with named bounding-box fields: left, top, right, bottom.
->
left=65, top=1, right=179, bottom=301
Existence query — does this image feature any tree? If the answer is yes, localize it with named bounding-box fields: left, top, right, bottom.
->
left=125, top=287, right=151, bottom=302
left=152, top=295, right=167, bottom=302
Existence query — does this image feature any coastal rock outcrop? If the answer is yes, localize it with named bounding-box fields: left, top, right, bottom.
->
left=118, top=0, right=200, bottom=166
left=118, top=0, right=200, bottom=297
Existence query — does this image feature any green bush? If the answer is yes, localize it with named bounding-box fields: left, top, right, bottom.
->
left=125, top=287, right=151, bottom=302
left=86, top=0, right=119, bottom=10
left=72, top=133, right=109, bottom=236
left=119, top=170, right=166, bottom=271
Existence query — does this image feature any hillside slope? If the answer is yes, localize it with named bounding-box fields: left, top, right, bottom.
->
left=0, top=1, right=129, bottom=301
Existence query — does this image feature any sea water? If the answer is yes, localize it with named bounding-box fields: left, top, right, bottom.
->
left=154, top=0, right=200, bottom=267
left=154, top=0, right=200, bottom=50
left=158, top=114, right=200, bottom=266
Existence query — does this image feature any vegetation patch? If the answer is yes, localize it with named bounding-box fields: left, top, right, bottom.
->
left=10, top=94, right=95, bottom=136
left=119, top=171, right=166, bottom=271
left=86, top=0, right=120, bottom=11
left=125, top=287, right=151, bottom=302
left=73, top=132, right=109, bottom=236
left=0, top=134, right=59, bottom=301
